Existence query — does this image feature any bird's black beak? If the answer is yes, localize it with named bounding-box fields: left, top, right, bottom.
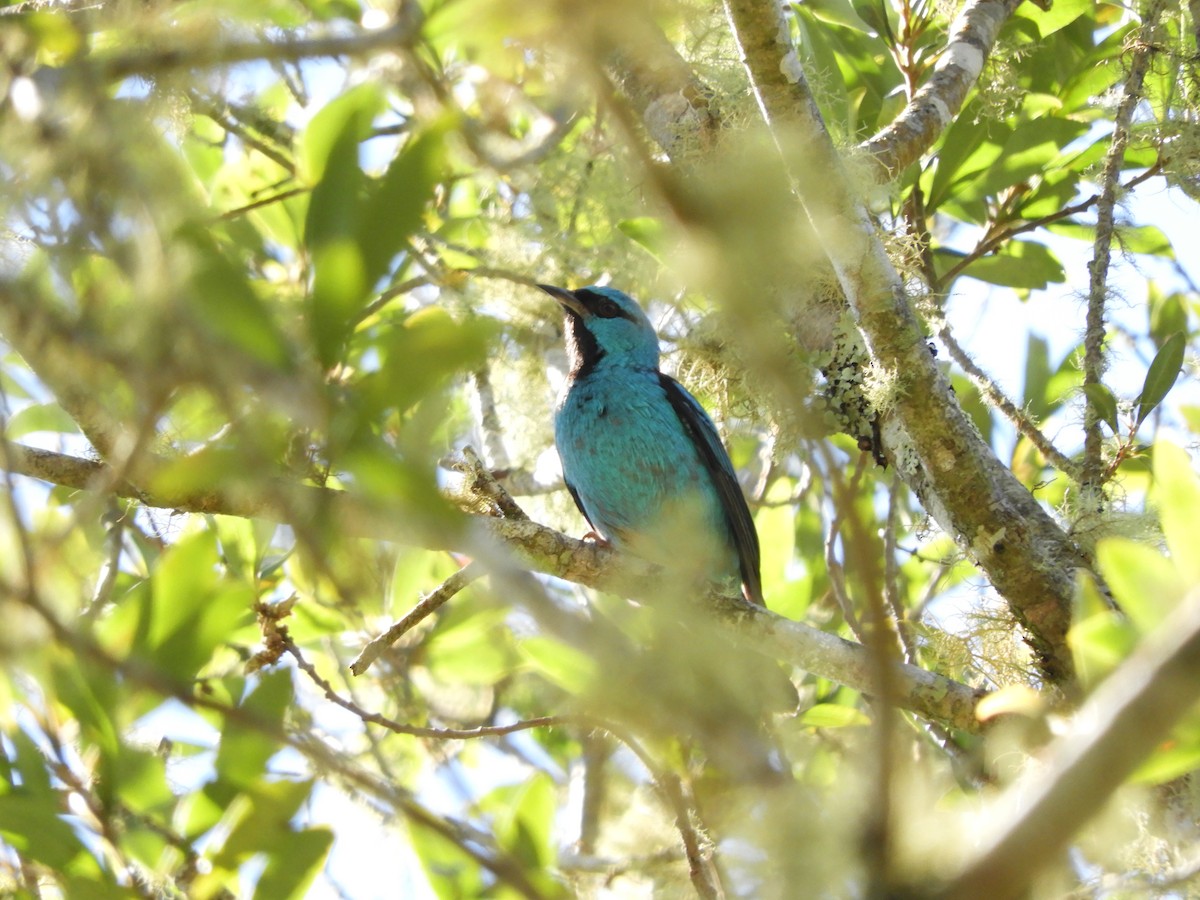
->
left=537, top=283, right=589, bottom=319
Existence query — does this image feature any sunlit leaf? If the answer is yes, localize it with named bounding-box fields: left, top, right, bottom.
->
left=1153, top=441, right=1200, bottom=584
left=1135, top=332, right=1186, bottom=426
left=1081, top=383, right=1119, bottom=434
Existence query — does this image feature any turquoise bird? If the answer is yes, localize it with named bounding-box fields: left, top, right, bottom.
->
left=539, top=284, right=763, bottom=605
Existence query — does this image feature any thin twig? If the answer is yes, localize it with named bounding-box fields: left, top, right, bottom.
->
left=884, top=474, right=919, bottom=665
left=218, top=186, right=309, bottom=220
left=934, top=165, right=1162, bottom=290
left=90, top=13, right=425, bottom=82
left=934, top=319, right=1080, bottom=477
left=1083, top=1, right=1166, bottom=487
left=290, top=637, right=561, bottom=738
left=350, top=561, right=484, bottom=675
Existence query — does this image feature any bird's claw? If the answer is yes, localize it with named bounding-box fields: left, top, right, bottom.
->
left=581, top=530, right=612, bottom=548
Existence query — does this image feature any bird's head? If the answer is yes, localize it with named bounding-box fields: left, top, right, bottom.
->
left=538, top=284, right=660, bottom=375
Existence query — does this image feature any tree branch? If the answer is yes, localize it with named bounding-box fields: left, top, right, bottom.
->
left=1082, top=0, right=1166, bottom=488
left=858, top=0, right=1024, bottom=182
left=1, top=441, right=986, bottom=731
left=935, top=590, right=1200, bottom=900
left=86, top=11, right=424, bottom=82
left=723, top=0, right=1090, bottom=682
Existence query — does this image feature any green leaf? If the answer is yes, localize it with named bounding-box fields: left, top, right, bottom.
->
left=949, top=241, right=1065, bottom=289
left=1131, top=740, right=1200, bottom=786
left=1095, top=538, right=1184, bottom=633
left=1081, top=383, right=1119, bottom=434
left=520, top=637, right=596, bottom=694
left=488, top=773, right=558, bottom=871
left=300, top=83, right=383, bottom=184
left=256, top=827, right=334, bottom=899
left=0, top=732, right=101, bottom=875
left=1153, top=442, right=1200, bottom=584
left=4, top=402, right=79, bottom=438
left=975, top=119, right=1090, bottom=198
left=1022, top=334, right=1052, bottom=421
left=1013, top=0, right=1091, bottom=37
left=410, top=817, right=485, bottom=898
left=799, top=703, right=871, bottom=728
left=1067, top=608, right=1136, bottom=688
left=125, top=532, right=255, bottom=681
left=617, top=217, right=666, bottom=259
left=372, top=307, right=493, bottom=415
left=1135, top=331, right=1186, bottom=426
left=426, top=607, right=515, bottom=686
left=179, top=224, right=294, bottom=371
left=303, top=86, right=388, bottom=366
left=1148, top=284, right=1189, bottom=347
left=358, top=126, right=446, bottom=288
left=213, top=669, right=294, bottom=793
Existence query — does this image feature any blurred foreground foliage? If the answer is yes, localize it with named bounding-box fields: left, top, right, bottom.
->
left=0, top=0, right=1199, bottom=896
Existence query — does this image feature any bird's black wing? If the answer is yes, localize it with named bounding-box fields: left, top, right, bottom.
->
left=564, top=478, right=597, bottom=532
left=659, top=374, right=764, bottom=605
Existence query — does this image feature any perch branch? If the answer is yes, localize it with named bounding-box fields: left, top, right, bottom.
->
left=1, top=441, right=986, bottom=731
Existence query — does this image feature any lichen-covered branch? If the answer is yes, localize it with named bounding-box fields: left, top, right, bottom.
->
left=1082, top=0, right=1166, bottom=488
left=0, top=441, right=985, bottom=731
left=723, top=0, right=1090, bottom=682
left=603, top=22, right=722, bottom=159
left=936, top=590, right=1200, bottom=900
left=858, top=0, right=1024, bottom=182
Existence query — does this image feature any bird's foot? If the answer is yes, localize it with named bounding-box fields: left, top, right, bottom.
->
left=581, top=530, right=612, bottom=548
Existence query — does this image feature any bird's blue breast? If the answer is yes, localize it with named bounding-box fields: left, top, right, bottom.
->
left=555, top=365, right=738, bottom=580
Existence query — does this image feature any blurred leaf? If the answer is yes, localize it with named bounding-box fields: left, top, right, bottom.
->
left=123, top=531, right=255, bottom=681
left=1022, top=335, right=1052, bottom=421
left=1130, top=739, right=1200, bottom=785
left=1153, top=441, right=1200, bottom=584
left=488, top=773, right=558, bottom=872
left=359, top=126, right=446, bottom=287
left=179, top=224, right=294, bottom=371
left=799, top=703, right=871, bottom=728
left=372, top=307, right=493, bottom=415
left=300, top=83, right=383, bottom=184
left=4, top=401, right=79, bottom=438
left=756, top=479, right=796, bottom=601
left=975, top=685, right=1046, bottom=722
left=1148, top=284, right=1189, bottom=347
left=410, top=819, right=485, bottom=898
left=303, top=85, right=386, bottom=365
left=427, top=607, right=515, bottom=686
left=1095, top=538, right=1184, bottom=633
left=1067, top=606, right=1136, bottom=688
left=256, top=827, right=334, bottom=899
left=520, top=637, right=596, bottom=694
left=617, top=217, right=666, bottom=259
left=1135, top=332, right=1185, bottom=426
left=213, top=669, right=294, bottom=794
left=1081, top=383, right=1119, bottom=434
left=0, top=731, right=101, bottom=875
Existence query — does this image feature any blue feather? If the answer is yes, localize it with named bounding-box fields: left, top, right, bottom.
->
left=539, top=284, right=763, bottom=605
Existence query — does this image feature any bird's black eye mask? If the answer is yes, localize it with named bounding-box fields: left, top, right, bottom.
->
left=575, top=289, right=630, bottom=320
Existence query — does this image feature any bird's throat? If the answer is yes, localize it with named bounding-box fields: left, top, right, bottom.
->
left=564, top=312, right=605, bottom=379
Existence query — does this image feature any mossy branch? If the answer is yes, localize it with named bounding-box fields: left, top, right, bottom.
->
left=858, top=0, right=1024, bottom=182
left=722, top=0, right=1091, bottom=682
left=1, top=441, right=985, bottom=731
